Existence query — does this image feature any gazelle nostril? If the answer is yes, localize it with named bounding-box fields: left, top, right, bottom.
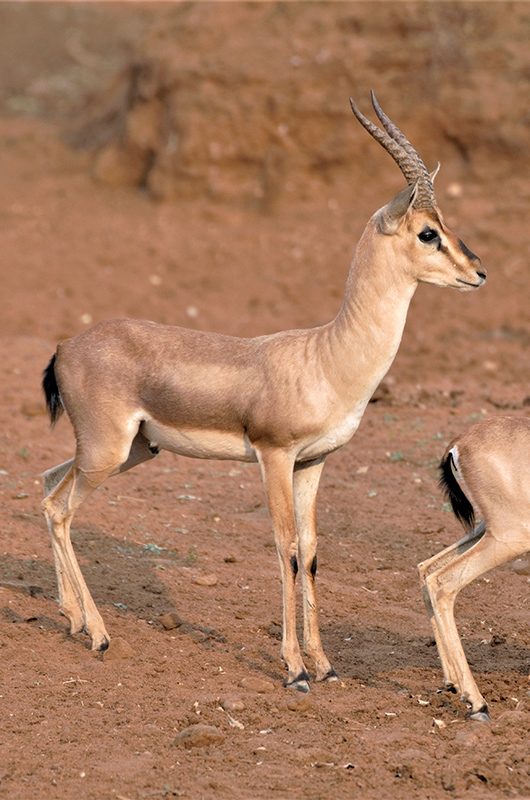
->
left=477, top=271, right=487, bottom=280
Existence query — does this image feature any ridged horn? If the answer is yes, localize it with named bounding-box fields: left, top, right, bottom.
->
left=350, top=93, right=435, bottom=210
left=369, top=91, right=435, bottom=209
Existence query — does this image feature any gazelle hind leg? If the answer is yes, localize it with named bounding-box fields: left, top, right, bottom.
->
left=43, top=459, right=85, bottom=633
left=419, top=523, right=485, bottom=691
left=258, top=448, right=310, bottom=691
left=424, top=526, right=528, bottom=719
left=43, top=465, right=114, bottom=650
left=42, top=429, right=156, bottom=649
left=293, top=458, right=336, bottom=682
left=418, top=523, right=485, bottom=582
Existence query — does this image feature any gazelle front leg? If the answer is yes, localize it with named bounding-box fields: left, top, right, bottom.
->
left=293, top=457, right=337, bottom=682
left=257, top=448, right=310, bottom=691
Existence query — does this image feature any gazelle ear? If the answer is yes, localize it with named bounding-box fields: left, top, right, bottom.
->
left=376, top=182, right=417, bottom=234
left=430, top=162, right=441, bottom=182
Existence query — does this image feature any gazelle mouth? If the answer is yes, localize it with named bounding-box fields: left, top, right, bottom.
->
left=456, top=277, right=483, bottom=288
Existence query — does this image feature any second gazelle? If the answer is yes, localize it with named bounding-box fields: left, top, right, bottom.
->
left=42, top=93, right=486, bottom=691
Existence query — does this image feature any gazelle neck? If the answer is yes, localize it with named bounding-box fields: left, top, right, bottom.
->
left=326, top=219, right=418, bottom=398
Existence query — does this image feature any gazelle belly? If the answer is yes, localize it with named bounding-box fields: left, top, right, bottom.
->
left=142, top=419, right=257, bottom=462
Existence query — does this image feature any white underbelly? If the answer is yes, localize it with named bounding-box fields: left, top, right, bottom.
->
left=142, top=420, right=257, bottom=462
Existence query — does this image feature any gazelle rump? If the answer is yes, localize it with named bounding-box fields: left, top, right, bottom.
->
left=42, top=93, right=485, bottom=691
left=418, top=417, right=530, bottom=720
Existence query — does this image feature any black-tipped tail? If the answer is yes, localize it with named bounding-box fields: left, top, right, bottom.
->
left=42, top=353, right=63, bottom=425
left=439, top=451, right=475, bottom=531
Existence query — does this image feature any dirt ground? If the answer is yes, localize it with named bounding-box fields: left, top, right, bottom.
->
left=0, top=4, right=528, bottom=800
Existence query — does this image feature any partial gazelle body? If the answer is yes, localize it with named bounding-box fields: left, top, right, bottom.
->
left=42, top=93, right=485, bottom=691
left=419, top=416, right=530, bottom=720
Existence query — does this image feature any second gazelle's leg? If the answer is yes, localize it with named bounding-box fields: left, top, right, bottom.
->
left=418, top=524, right=485, bottom=690
left=424, top=525, right=528, bottom=720
left=293, top=458, right=336, bottom=682
left=258, top=448, right=309, bottom=691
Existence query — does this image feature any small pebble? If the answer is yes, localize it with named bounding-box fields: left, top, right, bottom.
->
left=159, top=612, right=183, bottom=630
left=220, top=696, right=246, bottom=712
left=511, top=558, right=530, bottom=576
left=286, top=694, right=314, bottom=713
left=103, top=637, right=134, bottom=661
left=454, top=725, right=491, bottom=746
left=173, top=723, right=225, bottom=748
left=240, top=676, right=275, bottom=694
left=440, top=770, right=457, bottom=792
left=489, top=634, right=506, bottom=646
left=193, top=573, right=218, bottom=587
left=482, top=360, right=498, bottom=372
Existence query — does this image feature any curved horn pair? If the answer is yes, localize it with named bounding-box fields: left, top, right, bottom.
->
left=349, top=91, right=435, bottom=210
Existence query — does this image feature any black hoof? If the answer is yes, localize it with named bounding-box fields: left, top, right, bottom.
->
left=469, top=705, right=490, bottom=723
left=317, top=668, right=339, bottom=683
left=286, top=671, right=311, bottom=693
left=437, top=682, right=457, bottom=695
left=293, top=680, right=310, bottom=693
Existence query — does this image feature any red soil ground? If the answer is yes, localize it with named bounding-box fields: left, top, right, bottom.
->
left=0, top=4, right=528, bottom=800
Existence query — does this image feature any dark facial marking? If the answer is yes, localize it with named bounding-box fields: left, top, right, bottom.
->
left=458, top=238, right=479, bottom=261
left=290, top=555, right=298, bottom=577
left=310, top=555, right=317, bottom=579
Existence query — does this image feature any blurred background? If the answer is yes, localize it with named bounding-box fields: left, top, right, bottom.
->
left=1, top=1, right=528, bottom=398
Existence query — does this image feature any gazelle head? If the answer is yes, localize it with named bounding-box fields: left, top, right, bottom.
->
left=350, top=92, right=486, bottom=291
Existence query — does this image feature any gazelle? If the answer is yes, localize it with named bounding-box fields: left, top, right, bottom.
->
left=419, top=416, right=530, bottom=720
left=42, top=92, right=485, bottom=692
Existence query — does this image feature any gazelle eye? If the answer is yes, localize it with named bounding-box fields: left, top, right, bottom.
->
left=418, top=227, right=439, bottom=243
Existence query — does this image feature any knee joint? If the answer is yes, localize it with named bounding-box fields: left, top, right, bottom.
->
left=42, top=496, right=71, bottom=526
